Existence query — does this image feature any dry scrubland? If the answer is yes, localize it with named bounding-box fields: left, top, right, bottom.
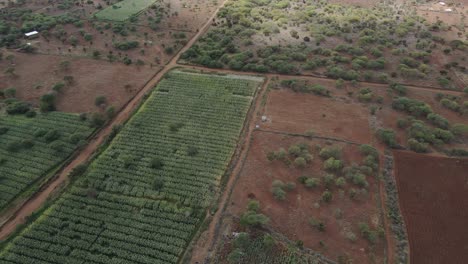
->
left=0, top=0, right=467, bottom=264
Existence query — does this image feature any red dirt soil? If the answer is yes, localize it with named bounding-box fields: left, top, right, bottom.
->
left=262, top=85, right=373, bottom=144
left=0, top=52, right=157, bottom=113
left=393, top=150, right=468, bottom=264
left=227, top=132, right=385, bottom=264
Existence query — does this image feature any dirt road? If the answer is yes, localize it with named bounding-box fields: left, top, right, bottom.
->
left=0, top=0, right=228, bottom=241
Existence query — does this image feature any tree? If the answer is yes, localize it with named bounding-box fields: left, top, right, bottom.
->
left=40, top=93, right=56, bottom=112
left=240, top=200, right=269, bottom=227
left=95, top=96, right=107, bottom=107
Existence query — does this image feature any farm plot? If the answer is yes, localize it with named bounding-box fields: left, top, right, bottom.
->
left=0, top=70, right=263, bottom=264
left=0, top=112, right=94, bottom=210
left=394, top=151, right=468, bottom=264
left=95, top=0, right=158, bottom=21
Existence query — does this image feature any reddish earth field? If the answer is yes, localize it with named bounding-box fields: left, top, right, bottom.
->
left=227, top=132, right=385, bottom=264
left=265, top=76, right=467, bottom=152
left=394, top=150, right=468, bottom=264
left=0, top=52, right=157, bottom=113
left=263, top=78, right=373, bottom=144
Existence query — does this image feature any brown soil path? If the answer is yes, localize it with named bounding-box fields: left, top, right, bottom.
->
left=180, top=65, right=466, bottom=95
left=189, top=76, right=271, bottom=264
left=0, top=0, right=228, bottom=241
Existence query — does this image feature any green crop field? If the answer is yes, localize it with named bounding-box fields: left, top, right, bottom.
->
left=0, top=70, right=263, bottom=264
left=0, top=112, right=94, bottom=210
left=94, top=0, right=157, bottom=21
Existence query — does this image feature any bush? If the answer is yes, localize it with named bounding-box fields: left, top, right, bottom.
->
left=90, top=112, right=105, bottom=127
left=305, top=177, right=320, bottom=188
left=408, top=121, right=435, bottom=143
left=50, top=141, right=65, bottom=153
left=271, top=186, right=286, bottom=200
left=335, top=177, right=346, bottom=188
left=44, top=129, right=60, bottom=142
left=433, top=128, right=454, bottom=143
left=309, top=218, right=326, bottom=232
left=240, top=200, right=269, bottom=227
left=95, top=96, right=107, bottom=107
left=294, top=157, right=307, bottom=168
left=323, top=174, right=335, bottom=188
left=40, top=93, right=56, bottom=112
left=351, top=173, right=369, bottom=188
left=451, top=123, right=468, bottom=137
left=324, top=157, right=343, bottom=171
left=359, top=144, right=378, bottom=158
left=427, top=113, right=449, bottom=129
left=322, top=190, right=333, bottom=203
left=392, top=97, right=432, bottom=116
left=319, top=147, right=341, bottom=159
left=376, top=129, right=397, bottom=147
left=6, top=101, right=31, bottom=115
left=407, top=138, right=429, bottom=153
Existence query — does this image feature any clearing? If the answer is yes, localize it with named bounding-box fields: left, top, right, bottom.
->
left=95, top=0, right=158, bottom=22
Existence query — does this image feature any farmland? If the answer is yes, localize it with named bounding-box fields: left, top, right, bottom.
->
left=0, top=112, right=94, bottom=211
left=394, top=151, right=468, bottom=264
left=0, top=70, right=263, bottom=263
left=0, top=0, right=467, bottom=263
left=95, top=0, right=158, bottom=22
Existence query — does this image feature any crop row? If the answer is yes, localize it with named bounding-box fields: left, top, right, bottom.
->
left=0, top=71, right=263, bottom=263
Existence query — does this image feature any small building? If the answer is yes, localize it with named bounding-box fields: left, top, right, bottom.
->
left=24, top=31, right=39, bottom=39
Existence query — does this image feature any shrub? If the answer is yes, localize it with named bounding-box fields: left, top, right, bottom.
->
left=40, top=93, right=57, bottom=112
left=407, top=138, right=429, bottom=153
left=294, top=157, right=306, bottom=168
left=322, top=190, right=333, bottom=203
left=376, top=129, right=397, bottom=147
left=408, top=121, right=435, bottom=143
left=69, top=133, right=83, bottom=144
left=305, top=177, right=320, bottom=188
left=319, top=147, right=341, bottom=159
left=44, top=129, right=60, bottom=142
left=288, top=145, right=301, bottom=156
left=323, top=174, right=336, bottom=188
left=427, top=113, right=449, bottom=129
left=6, top=101, right=31, bottom=115
left=240, top=200, right=269, bottom=227
left=95, top=96, right=107, bottom=107
left=352, top=173, right=368, bottom=188
left=324, top=157, right=343, bottom=171
left=451, top=123, right=468, bottom=137
left=309, top=218, right=326, bottom=232
left=271, top=186, right=286, bottom=200
left=285, top=182, right=296, bottom=191
left=52, top=82, right=65, bottom=92
left=359, top=144, right=378, bottom=158
left=440, top=98, right=460, bottom=112
left=392, top=97, right=432, bottom=116
left=90, top=112, right=105, bottom=127
left=335, top=177, right=346, bottom=188
left=433, top=128, right=454, bottom=143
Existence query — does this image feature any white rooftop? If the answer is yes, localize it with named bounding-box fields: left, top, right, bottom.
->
left=25, top=31, right=39, bottom=37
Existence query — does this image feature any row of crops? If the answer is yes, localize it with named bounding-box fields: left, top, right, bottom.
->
left=94, top=0, right=158, bottom=22
left=0, top=70, right=263, bottom=263
left=0, top=112, right=94, bottom=210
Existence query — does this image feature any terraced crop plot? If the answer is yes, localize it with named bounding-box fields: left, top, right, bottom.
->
left=0, top=113, right=94, bottom=210
left=0, top=70, right=263, bottom=264
left=95, top=0, right=157, bottom=21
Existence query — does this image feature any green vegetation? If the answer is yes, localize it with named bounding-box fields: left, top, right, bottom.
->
left=95, top=0, right=158, bottom=22
left=181, top=0, right=460, bottom=87
left=0, top=71, right=262, bottom=263
left=0, top=112, right=94, bottom=210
